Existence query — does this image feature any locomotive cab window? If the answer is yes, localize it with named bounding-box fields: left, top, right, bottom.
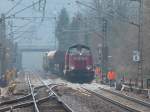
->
left=69, top=47, right=90, bottom=56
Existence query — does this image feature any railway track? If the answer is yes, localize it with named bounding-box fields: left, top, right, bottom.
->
left=0, top=74, right=49, bottom=112
left=99, top=87, right=150, bottom=107
left=29, top=73, right=150, bottom=112
left=0, top=86, right=49, bottom=110
left=1, top=72, right=149, bottom=112
left=0, top=73, right=71, bottom=112
left=0, top=94, right=31, bottom=106
left=82, top=86, right=150, bottom=112
left=35, top=74, right=74, bottom=112
left=36, top=73, right=140, bottom=112
left=0, top=74, right=31, bottom=111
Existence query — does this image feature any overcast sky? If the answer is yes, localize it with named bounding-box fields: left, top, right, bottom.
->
left=0, top=0, right=79, bottom=47
left=0, top=0, right=89, bottom=70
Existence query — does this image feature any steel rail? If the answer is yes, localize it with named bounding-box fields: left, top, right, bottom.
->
left=38, top=76, right=74, bottom=112
left=27, top=75, right=40, bottom=112
left=99, top=87, right=150, bottom=108
left=45, top=84, right=74, bottom=112
left=0, top=94, right=32, bottom=106
left=0, top=85, right=46, bottom=107
left=0, top=96, right=50, bottom=112
left=0, top=74, right=52, bottom=112
left=0, top=86, right=51, bottom=112
left=82, top=87, right=142, bottom=112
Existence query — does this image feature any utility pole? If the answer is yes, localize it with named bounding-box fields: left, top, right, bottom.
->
left=96, top=0, right=108, bottom=83
left=0, top=14, right=6, bottom=77
left=0, top=15, right=2, bottom=78
left=101, top=18, right=108, bottom=82
left=129, top=0, right=144, bottom=88
left=10, top=19, right=14, bottom=39
left=54, top=17, right=57, bottom=49
left=137, top=0, right=144, bottom=88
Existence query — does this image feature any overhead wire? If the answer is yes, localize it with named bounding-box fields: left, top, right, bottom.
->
left=5, top=0, right=23, bottom=16
left=5, top=0, right=47, bottom=41
left=10, top=16, right=55, bottom=19
left=13, top=20, right=47, bottom=41
left=114, top=10, right=139, bottom=27
left=7, top=20, right=34, bottom=40
left=5, top=0, right=51, bottom=44
left=35, top=0, right=48, bottom=22
left=13, top=28, right=33, bottom=41
left=6, top=0, right=42, bottom=18
left=76, top=0, right=139, bottom=27
left=14, top=20, right=34, bottom=32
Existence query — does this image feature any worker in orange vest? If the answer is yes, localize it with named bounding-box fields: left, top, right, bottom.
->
left=107, top=70, right=116, bottom=86
left=95, top=66, right=102, bottom=82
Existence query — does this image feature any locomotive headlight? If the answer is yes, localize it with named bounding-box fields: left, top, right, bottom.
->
left=70, top=66, right=75, bottom=70
left=86, top=65, right=92, bottom=70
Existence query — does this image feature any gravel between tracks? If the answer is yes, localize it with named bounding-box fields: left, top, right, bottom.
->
left=54, top=86, right=129, bottom=112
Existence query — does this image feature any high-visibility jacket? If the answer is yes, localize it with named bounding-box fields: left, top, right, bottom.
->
left=107, top=71, right=116, bottom=80
left=95, top=67, right=101, bottom=75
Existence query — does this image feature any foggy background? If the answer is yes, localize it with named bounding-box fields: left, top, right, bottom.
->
left=0, top=0, right=79, bottom=70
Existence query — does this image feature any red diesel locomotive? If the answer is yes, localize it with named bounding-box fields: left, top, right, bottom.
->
left=44, top=44, right=94, bottom=83
left=64, top=44, right=94, bottom=83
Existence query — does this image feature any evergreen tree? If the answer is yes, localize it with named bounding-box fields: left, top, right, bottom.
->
left=55, top=8, right=70, bottom=50
left=69, top=12, right=82, bottom=45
